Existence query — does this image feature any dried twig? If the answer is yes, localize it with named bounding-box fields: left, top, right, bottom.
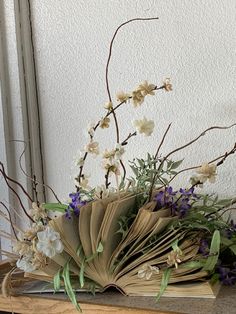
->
left=11, top=140, right=61, bottom=203
left=0, top=163, right=34, bottom=222
left=0, top=202, right=18, bottom=240
left=148, top=124, right=236, bottom=201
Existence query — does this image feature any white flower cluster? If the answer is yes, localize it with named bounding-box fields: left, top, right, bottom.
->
left=102, top=143, right=125, bottom=177
left=14, top=215, right=64, bottom=272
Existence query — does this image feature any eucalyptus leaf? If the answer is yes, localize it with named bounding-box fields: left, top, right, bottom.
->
left=62, top=263, right=81, bottom=311
left=171, top=159, right=184, bottom=169
left=203, top=230, right=220, bottom=272
left=79, top=259, right=85, bottom=288
left=43, top=203, right=68, bottom=212
left=53, top=269, right=61, bottom=292
left=156, top=268, right=171, bottom=301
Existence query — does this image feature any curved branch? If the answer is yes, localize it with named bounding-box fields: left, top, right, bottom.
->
left=105, top=17, right=159, bottom=143
left=10, top=140, right=61, bottom=203
left=0, top=201, right=18, bottom=240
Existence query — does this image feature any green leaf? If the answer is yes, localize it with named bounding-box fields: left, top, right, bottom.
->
left=79, top=259, right=85, bottom=288
left=221, top=237, right=236, bottom=255
left=203, top=230, right=220, bottom=272
left=182, top=261, right=205, bottom=269
left=216, top=199, right=232, bottom=206
left=210, top=273, right=220, bottom=285
left=62, top=263, right=81, bottom=311
left=156, top=268, right=171, bottom=301
left=171, top=159, right=184, bottom=169
left=43, top=203, right=68, bottom=212
left=130, top=165, right=139, bottom=177
left=53, top=269, right=61, bottom=292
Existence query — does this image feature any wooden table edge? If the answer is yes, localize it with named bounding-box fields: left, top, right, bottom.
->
left=0, top=293, right=180, bottom=314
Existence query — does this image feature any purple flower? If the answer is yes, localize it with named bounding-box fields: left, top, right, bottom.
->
left=66, top=192, right=86, bottom=218
left=154, top=186, right=198, bottom=218
left=154, top=187, right=177, bottom=211
left=217, top=265, right=236, bottom=286
left=198, top=239, right=209, bottom=256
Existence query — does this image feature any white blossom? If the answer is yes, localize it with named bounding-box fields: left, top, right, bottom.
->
left=138, top=264, right=159, bottom=280
left=133, top=117, right=154, bottom=136
left=137, top=80, right=156, bottom=96
left=29, top=202, right=47, bottom=221
left=103, top=149, right=115, bottom=159
left=84, top=141, right=99, bottom=155
left=163, top=78, right=172, bottom=91
left=36, top=226, right=64, bottom=258
left=73, top=151, right=85, bottom=167
left=16, top=254, right=36, bottom=272
left=104, top=101, right=113, bottom=110
left=116, top=91, right=130, bottom=103
left=102, top=159, right=120, bottom=175
left=94, top=185, right=109, bottom=199
left=87, top=122, right=95, bottom=137
left=114, top=144, right=125, bottom=160
left=131, top=90, right=144, bottom=107
left=196, top=163, right=217, bottom=183
left=99, top=117, right=110, bottom=129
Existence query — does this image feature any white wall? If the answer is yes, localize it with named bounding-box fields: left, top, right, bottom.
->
left=30, top=0, right=236, bottom=201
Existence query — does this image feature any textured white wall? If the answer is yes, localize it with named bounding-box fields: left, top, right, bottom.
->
left=30, top=0, right=236, bottom=201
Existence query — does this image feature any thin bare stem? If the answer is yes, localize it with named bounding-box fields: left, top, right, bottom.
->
left=105, top=169, right=110, bottom=189
left=11, top=140, right=61, bottom=203
left=168, top=143, right=236, bottom=185
left=105, top=17, right=159, bottom=143
left=165, top=124, right=236, bottom=160
left=105, top=17, right=159, bottom=101
left=154, top=123, right=172, bottom=159
left=0, top=162, right=33, bottom=202
left=0, top=164, right=34, bottom=222
left=121, top=131, right=137, bottom=146
left=148, top=123, right=236, bottom=201
left=0, top=202, right=18, bottom=240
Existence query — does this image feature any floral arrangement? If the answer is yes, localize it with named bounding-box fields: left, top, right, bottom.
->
left=1, top=17, right=236, bottom=311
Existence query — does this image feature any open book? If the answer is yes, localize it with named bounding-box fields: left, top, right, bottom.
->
left=25, top=193, right=220, bottom=298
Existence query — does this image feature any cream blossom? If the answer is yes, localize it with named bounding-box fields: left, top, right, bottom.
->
left=87, top=122, right=95, bottom=137
left=23, top=224, right=43, bottom=241
left=196, top=163, right=217, bottom=183
left=13, top=240, right=32, bottom=256
left=137, top=81, right=156, bottom=96
left=94, top=185, right=115, bottom=199
left=103, top=149, right=115, bottom=159
left=99, top=117, right=110, bottom=129
left=163, top=78, right=172, bottom=91
left=116, top=91, right=130, bottom=103
left=84, top=141, right=99, bottom=155
left=104, top=101, right=113, bottom=110
left=31, top=251, right=47, bottom=269
left=78, top=176, right=91, bottom=190
left=114, top=143, right=125, bottom=160
left=131, top=90, right=144, bottom=107
left=73, top=151, right=85, bottom=167
left=138, top=264, right=159, bottom=280
left=133, top=117, right=154, bottom=136
left=29, top=202, right=47, bottom=222
left=36, top=226, right=64, bottom=258
left=16, top=255, right=36, bottom=272
left=167, top=250, right=184, bottom=269
left=102, top=159, right=120, bottom=175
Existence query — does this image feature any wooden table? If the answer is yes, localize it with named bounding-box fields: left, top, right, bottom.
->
left=0, top=285, right=236, bottom=314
